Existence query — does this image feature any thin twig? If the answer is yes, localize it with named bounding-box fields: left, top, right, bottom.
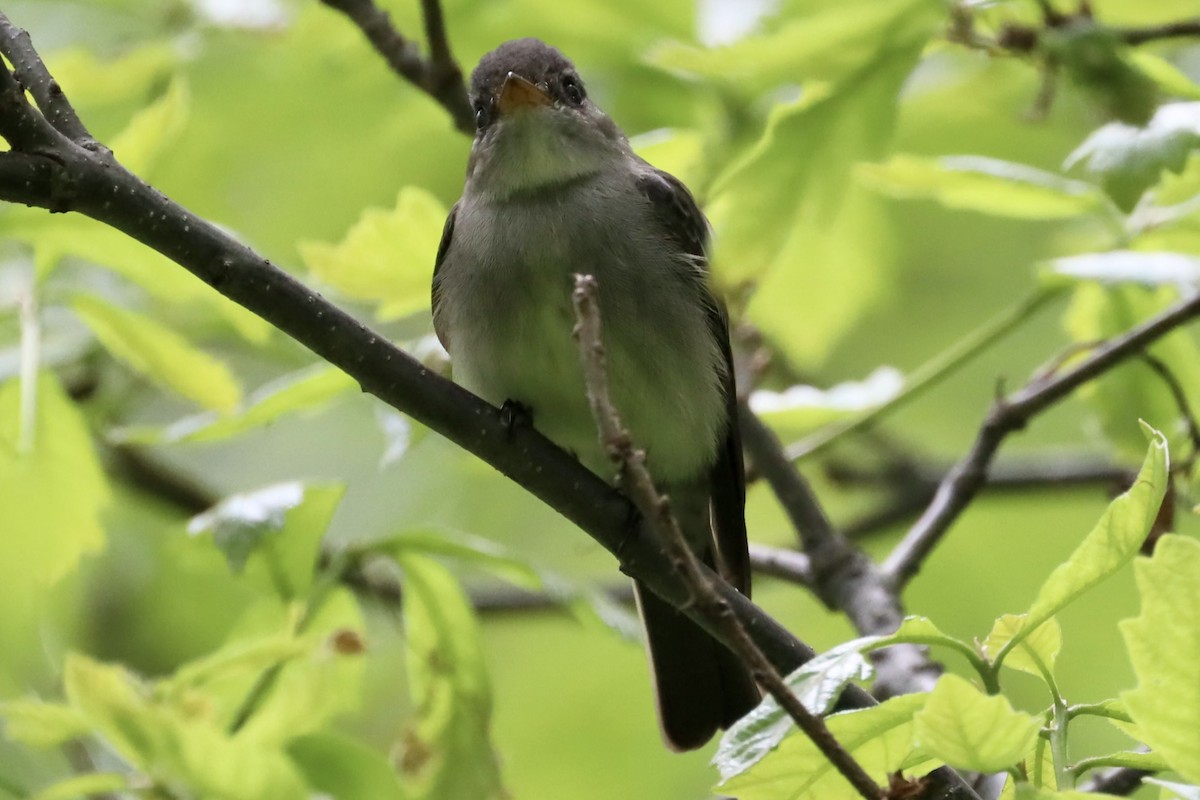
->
left=1116, top=18, right=1200, bottom=46
left=571, top=273, right=885, bottom=800
left=317, top=0, right=473, bottom=133
left=884, top=289, right=1200, bottom=587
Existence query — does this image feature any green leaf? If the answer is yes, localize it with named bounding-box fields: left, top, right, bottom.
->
left=236, top=589, right=367, bottom=745
left=187, top=482, right=344, bottom=600
left=650, top=0, right=941, bottom=91
left=299, top=187, right=447, bottom=321
left=632, top=128, right=705, bottom=191
left=1043, top=250, right=1200, bottom=288
left=1063, top=283, right=1200, bottom=458
left=109, top=77, right=189, bottom=178
left=0, top=209, right=271, bottom=339
left=72, top=295, right=242, bottom=413
left=0, top=373, right=109, bottom=587
left=372, top=529, right=542, bottom=591
left=288, top=732, right=407, bottom=800
left=29, top=773, right=130, bottom=800
left=913, top=674, right=1040, bottom=772
left=1120, top=535, right=1200, bottom=782
left=748, top=367, right=904, bottom=440
left=719, top=693, right=933, bottom=799
left=47, top=44, right=177, bottom=108
left=998, top=426, right=1168, bottom=667
left=714, top=639, right=874, bottom=781
left=0, top=700, right=90, bottom=748
left=113, top=365, right=357, bottom=445
left=984, top=615, right=1062, bottom=679
left=711, top=53, right=916, bottom=364
left=858, top=155, right=1108, bottom=219
left=395, top=554, right=505, bottom=800
left=1065, top=102, right=1200, bottom=211
left=63, top=653, right=310, bottom=798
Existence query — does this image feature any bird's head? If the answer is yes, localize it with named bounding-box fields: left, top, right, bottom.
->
left=466, top=38, right=627, bottom=198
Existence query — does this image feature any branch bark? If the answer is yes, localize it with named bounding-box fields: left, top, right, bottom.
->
left=883, top=290, right=1200, bottom=587
left=317, top=0, right=473, bottom=133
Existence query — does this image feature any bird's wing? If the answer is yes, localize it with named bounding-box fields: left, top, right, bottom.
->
left=636, top=167, right=749, bottom=596
left=430, top=203, right=458, bottom=351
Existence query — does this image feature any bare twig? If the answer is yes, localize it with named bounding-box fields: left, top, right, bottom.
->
left=835, top=455, right=1133, bottom=539
left=317, top=0, right=473, bottom=133
left=571, top=273, right=885, bottom=800
left=1116, top=18, right=1200, bottom=46
left=883, top=289, right=1200, bottom=587
left=748, top=543, right=814, bottom=586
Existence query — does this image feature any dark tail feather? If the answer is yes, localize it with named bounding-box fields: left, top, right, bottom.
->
left=635, top=581, right=760, bottom=751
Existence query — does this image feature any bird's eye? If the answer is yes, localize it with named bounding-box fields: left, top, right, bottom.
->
left=474, top=100, right=491, bottom=130
left=561, top=74, right=585, bottom=106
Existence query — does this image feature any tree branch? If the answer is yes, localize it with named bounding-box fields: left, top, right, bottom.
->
left=883, top=289, right=1200, bottom=587
left=317, top=0, right=473, bottom=133
left=1116, top=18, right=1200, bottom=46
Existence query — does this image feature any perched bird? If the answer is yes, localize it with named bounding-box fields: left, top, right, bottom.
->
left=431, top=38, right=758, bottom=750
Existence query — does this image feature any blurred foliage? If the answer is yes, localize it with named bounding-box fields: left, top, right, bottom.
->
left=2, top=0, right=1200, bottom=797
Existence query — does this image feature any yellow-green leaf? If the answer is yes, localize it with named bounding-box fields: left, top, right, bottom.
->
left=396, top=553, right=505, bottom=800
left=984, top=615, right=1062, bottom=679
left=1121, top=535, right=1200, bottom=782
left=999, top=425, right=1168, bottom=666
left=110, top=77, right=190, bottom=178
left=187, top=482, right=344, bottom=599
left=0, top=373, right=109, bottom=587
left=914, top=674, right=1040, bottom=772
left=299, top=187, right=446, bottom=321
left=72, top=295, right=241, bottom=413
left=114, top=364, right=357, bottom=445
left=650, top=0, right=941, bottom=91
left=0, top=699, right=90, bottom=748
left=719, top=693, right=933, bottom=799
left=858, top=155, right=1108, bottom=219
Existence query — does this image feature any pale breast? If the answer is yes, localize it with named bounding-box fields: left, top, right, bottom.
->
left=435, top=170, right=727, bottom=483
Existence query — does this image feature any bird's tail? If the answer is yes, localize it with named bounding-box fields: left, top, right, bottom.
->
left=635, top=577, right=760, bottom=751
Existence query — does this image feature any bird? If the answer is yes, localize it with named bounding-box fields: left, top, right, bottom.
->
left=430, top=37, right=759, bottom=750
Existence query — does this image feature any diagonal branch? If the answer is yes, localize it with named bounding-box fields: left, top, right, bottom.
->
left=883, top=289, right=1200, bottom=588
left=318, top=0, right=473, bottom=133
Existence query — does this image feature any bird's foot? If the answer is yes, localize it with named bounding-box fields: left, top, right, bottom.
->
left=499, top=399, right=533, bottom=439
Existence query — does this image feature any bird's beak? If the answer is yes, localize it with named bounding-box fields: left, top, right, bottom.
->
left=498, top=72, right=551, bottom=115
